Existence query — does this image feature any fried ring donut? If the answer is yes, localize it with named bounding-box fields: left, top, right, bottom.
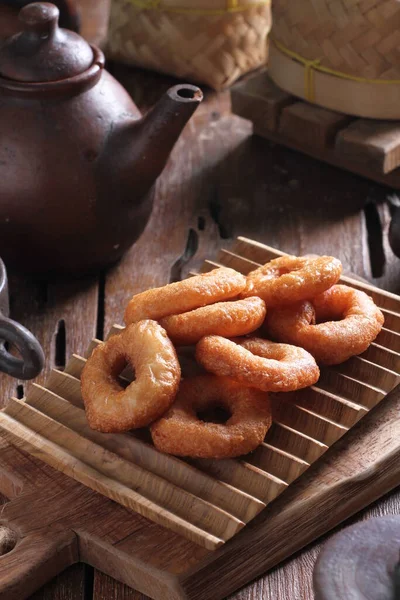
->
left=196, top=336, right=319, bottom=392
left=150, top=375, right=272, bottom=458
left=264, top=284, right=384, bottom=365
left=81, top=320, right=181, bottom=433
left=241, top=255, right=342, bottom=306
left=159, top=297, right=266, bottom=346
left=124, top=267, right=246, bottom=324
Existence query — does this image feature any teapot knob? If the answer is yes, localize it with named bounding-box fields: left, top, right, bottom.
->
left=0, top=1, right=93, bottom=82
left=19, top=2, right=59, bottom=39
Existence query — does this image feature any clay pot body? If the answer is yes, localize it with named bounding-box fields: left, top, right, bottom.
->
left=0, top=3, right=202, bottom=275
left=0, top=67, right=150, bottom=273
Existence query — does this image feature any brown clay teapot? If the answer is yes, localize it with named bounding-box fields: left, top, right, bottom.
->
left=0, top=2, right=202, bottom=275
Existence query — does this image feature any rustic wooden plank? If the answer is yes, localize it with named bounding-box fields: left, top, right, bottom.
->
left=271, top=400, right=347, bottom=446
left=27, top=385, right=264, bottom=523
left=251, top=124, right=400, bottom=191
left=2, top=378, right=397, bottom=600
left=361, top=343, right=400, bottom=374
left=266, top=422, right=327, bottom=463
left=44, top=340, right=365, bottom=500
left=317, top=370, right=385, bottom=409
left=189, top=458, right=287, bottom=504
left=4, top=398, right=241, bottom=545
left=26, top=363, right=306, bottom=509
left=64, top=355, right=86, bottom=380
left=0, top=275, right=97, bottom=416
left=288, top=386, right=367, bottom=428
left=333, top=357, right=399, bottom=392
left=29, top=565, right=87, bottom=600
left=0, top=410, right=224, bottom=551
left=178, top=385, right=400, bottom=600
left=336, top=120, right=400, bottom=175
left=231, top=74, right=294, bottom=133
left=92, top=576, right=144, bottom=600
left=376, top=328, right=400, bottom=353
left=0, top=530, right=78, bottom=600
left=247, top=443, right=309, bottom=484
left=379, top=308, right=400, bottom=332
left=246, top=488, right=400, bottom=600
left=279, top=102, right=351, bottom=150
left=46, top=370, right=82, bottom=406
left=231, top=71, right=400, bottom=192
left=58, top=348, right=339, bottom=495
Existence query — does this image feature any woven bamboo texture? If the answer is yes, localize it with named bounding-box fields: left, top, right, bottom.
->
left=271, top=0, right=400, bottom=80
left=106, top=0, right=271, bottom=90
left=0, top=239, right=399, bottom=552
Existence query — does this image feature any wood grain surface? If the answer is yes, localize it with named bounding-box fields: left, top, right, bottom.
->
left=0, top=359, right=396, bottom=600
left=231, top=69, right=400, bottom=189
left=0, top=0, right=397, bottom=598
left=1, top=239, right=397, bottom=571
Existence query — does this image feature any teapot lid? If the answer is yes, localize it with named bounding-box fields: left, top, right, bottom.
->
left=0, top=2, right=93, bottom=82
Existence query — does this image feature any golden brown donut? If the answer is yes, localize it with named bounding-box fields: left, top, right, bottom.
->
left=150, top=375, right=272, bottom=458
left=196, top=336, right=319, bottom=392
left=264, top=284, right=385, bottom=365
left=241, top=255, right=342, bottom=306
left=124, top=267, right=246, bottom=324
left=81, top=320, right=181, bottom=433
left=159, top=297, right=266, bottom=346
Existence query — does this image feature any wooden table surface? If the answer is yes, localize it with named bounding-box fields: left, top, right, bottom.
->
left=1, top=2, right=400, bottom=599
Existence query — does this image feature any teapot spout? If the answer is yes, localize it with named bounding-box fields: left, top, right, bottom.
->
left=136, top=84, right=203, bottom=182
left=114, top=84, right=203, bottom=199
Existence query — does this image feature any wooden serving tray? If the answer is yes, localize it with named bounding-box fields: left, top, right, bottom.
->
left=0, top=238, right=399, bottom=600
left=231, top=71, right=400, bottom=189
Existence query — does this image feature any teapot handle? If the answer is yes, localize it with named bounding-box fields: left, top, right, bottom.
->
left=0, top=0, right=80, bottom=32
left=0, top=315, right=44, bottom=380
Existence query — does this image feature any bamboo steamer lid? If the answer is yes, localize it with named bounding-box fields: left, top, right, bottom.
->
left=269, top=0, right=400, bottom=120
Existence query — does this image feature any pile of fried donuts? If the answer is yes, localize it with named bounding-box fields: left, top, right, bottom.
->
left=81, top=254, right=384, bottom=459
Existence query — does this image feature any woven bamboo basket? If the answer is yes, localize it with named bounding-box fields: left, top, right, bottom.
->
left=269, top=0, right=400, bottom=120
left=106, top=0, right=271, bottom=91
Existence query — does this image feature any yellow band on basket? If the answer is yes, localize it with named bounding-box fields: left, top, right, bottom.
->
left=127, top=0, right=270, bottom=15
left=272, top=38, right=400, bottom=103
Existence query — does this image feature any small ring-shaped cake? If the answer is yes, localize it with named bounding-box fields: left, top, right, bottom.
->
left=124, top=267, right=246, bottom=324
left=196, top=336, right=320, bottom=392
left=264, top=285, right=385, bottom=365
left=159, top=297, right=266, bottom=346
left=81, top=320, right=181, bottom=432
left=241, top=255, right=342, bottom=306
left=150, top=375, right=272, bottom=459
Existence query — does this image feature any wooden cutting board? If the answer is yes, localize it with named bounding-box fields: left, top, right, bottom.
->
left=0, top=238, right=399, bottom=600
